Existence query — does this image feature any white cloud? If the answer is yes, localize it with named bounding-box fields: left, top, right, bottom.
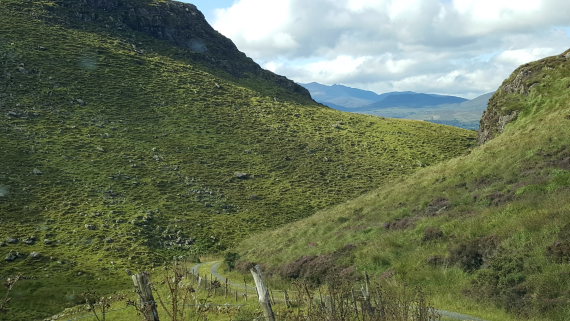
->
left=213, top=0, right=296, bottom=54
left=495, top=48, right=560, bottom=66
left=211, top=0, right=570, bottom=97
left=304, top=55, right=369, bottom=83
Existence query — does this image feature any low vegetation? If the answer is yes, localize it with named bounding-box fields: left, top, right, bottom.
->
left=46, top=261, right=438, bottom=321
left=236, top=50, right=570, bottom=321
left=0, top=0, right=475, bottom=319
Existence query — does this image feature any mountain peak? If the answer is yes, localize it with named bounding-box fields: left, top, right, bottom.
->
left=52, top=0, right=313, bottom=103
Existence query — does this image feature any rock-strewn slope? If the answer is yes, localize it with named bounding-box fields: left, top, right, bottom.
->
left=52, top=0, right=313, bottom=103
left=479, top=49, right=570, bottom=143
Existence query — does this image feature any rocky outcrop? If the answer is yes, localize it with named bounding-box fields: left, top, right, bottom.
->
left=52, top=0, right=312, bottom=102
left=479, top=48, right=570, bottom=144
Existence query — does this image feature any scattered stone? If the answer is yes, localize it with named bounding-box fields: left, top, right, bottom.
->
left=332, top=123, right=344, bottom=129
left=6, top=237, right=18, bottom=244
left=384, top=217, right=416, bottom=230
left=75, top=98, right=86, bottom=106
left=234, top=172, right=250, bottom=179
left=380, top=269, right=396, bottom=280
left=6, top=111, right=19, bottom=118
left=23, top=237, right=37, bottom=245
left=424, top=197, right=451, bottom=216
left=44, top=239, right=54, bottom=245
left=0, top=185, right=10, bottom=197
left=104, top=238, right=114, bottom=244
left=76, top=271, right=84, bottom=276
left=32, top=168, right=43, bottom=175
left=422, top=227, right=445, bottom=242
left=29, top=252, right=42, bottom=259
left=0, top=242, right=6, bottom=247
left=5, top=251, right=17, bottom=262
left=85, top=224, right=97, bottom=230
left=427, top=255, right=447, bottom=266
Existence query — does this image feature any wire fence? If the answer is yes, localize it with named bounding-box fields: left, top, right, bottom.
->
left=53, top=261, right=487, bottom=321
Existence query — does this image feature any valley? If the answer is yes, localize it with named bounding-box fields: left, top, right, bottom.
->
left=301, top=83, right=493, bottom=130
left=0, top=0, right=569, bottom=320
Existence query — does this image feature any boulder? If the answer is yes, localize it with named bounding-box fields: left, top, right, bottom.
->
left=85, top=224, right=97, bottom=230
left=5, top=251, right=18, bottom=262
left=24, top=237, right=37, bottom=245
left=234, top=172, right=250, bottom=179
left=0, top=185, right=9, bottom=197
left=6, top=237, right=18, bottom=244
left=479, top=49, right=570, bottom=144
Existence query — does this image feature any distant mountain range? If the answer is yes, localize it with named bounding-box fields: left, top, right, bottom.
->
left=301, top=82, right=493, bottom=130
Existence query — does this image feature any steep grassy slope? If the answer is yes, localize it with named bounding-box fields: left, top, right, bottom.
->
left=237, top=50, right=570, bottom=320
left=0, top=1, right=475, bottom=319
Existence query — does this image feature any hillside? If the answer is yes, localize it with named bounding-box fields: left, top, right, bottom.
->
left=237, top=50, right=570, bottom=320
left=0, top=0, right=476, bottom=319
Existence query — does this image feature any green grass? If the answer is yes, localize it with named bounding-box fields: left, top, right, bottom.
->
left=0, top=1, right=475, bottom=319
left=236, top=50, right=570, bottom=320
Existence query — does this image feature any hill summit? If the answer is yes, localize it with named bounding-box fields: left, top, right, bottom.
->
left=53, top=0, right=313, bottom=103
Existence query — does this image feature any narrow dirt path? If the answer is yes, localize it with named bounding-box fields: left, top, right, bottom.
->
left=191, top=261, right=489, bottom=321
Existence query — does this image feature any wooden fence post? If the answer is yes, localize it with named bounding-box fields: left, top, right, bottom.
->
left=243, top=277, right=248, bottom=301
left=225, top=278, right=229, bottom=298
left=250, top=265, right=276, bottom=321
left=284, top=290, right=291, bottom=308
left=132, top=272, right=160, bottom=321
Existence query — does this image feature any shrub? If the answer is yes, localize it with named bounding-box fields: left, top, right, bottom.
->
left=224, top=252, right=240, bottom=271
left=471, top=249, right=530, bottom=313
left=449, top=235, right=500, bottom=272
left=422, top=227, right=445, bottom=242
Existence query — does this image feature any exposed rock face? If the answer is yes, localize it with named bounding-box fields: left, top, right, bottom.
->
left=479, top=48, right=570, bottom=144
left=53, top=0, right=312, bottom=102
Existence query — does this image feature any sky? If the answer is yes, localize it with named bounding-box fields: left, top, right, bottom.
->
left=182, top=0, right=570, bottom=98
